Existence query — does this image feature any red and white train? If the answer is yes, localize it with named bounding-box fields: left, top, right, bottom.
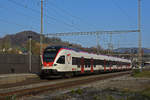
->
left=40, top=46, right=132, bottom=78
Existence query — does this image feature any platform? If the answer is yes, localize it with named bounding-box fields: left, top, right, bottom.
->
left=0, top=73, right=39, bottom=85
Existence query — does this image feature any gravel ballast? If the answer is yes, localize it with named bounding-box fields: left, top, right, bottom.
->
left=23, top=75, right=150, bottom=100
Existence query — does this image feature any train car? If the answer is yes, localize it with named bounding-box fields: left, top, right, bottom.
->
left=40, top=46, right=132, bottom=78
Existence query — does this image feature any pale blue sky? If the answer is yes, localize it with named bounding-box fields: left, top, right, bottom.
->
left=0, top=0, right=149, bottom=48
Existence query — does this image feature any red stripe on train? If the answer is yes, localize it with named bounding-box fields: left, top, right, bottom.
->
left=81, top=57, right=84, bottom=73
left=91, top=59, right=94, bottom=72
left=104, top=60, right=106, bottom=72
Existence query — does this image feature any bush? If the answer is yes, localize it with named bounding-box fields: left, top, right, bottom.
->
left=132, top=68, right=141, bottom=76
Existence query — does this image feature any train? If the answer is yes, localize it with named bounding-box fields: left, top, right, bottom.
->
left=40, top=46, right=132, bottom=78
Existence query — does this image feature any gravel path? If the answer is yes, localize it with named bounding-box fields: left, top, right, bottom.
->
left=21, top=75, right=150, bottom=100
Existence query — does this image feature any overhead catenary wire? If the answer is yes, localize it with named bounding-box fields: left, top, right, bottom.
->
left=7, top=0, right=81, bottom=31
left=44, top=3, right=78, bottom=27
left=44, top=0, right=82, bottom=31
left=0, top=18, right=35, bottom=30
left=47, top=0, right=98, bottom=30
left=111, top=0, right=136, bottom=28
left=0, top=6, right=41, bottom=28
left=2, top=1, right=63, bottom=28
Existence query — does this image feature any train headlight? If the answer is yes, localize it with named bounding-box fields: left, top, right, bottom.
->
left=53, top=64, right=57, bottom=66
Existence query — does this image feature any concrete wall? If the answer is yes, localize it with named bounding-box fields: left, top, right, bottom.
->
left=0, top=54, right=40, bottom=74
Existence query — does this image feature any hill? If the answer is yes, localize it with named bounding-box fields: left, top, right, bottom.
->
left=114, top=48, right=150, bottom=54
left=0, top=31, right=84, bottom=54
left=0, top=31, right=39, bottom=47
left=0, top=31, right=64, bottom=47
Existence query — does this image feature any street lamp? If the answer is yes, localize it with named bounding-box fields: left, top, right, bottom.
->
left=28, top=35, right=32, bottom=73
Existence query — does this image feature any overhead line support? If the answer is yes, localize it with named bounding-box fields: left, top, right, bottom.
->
left=40, top=0, right=43, bottom=56
left=46, top=30, right=139, bottom=37
left=138, top=0, right=142, bottom=70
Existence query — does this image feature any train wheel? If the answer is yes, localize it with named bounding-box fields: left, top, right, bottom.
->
left=39, top=75, right=46, bottom=79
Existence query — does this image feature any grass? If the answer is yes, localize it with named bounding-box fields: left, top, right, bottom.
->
left=51, top=96, right=62, bottom=100
left=141, top=87, right=150, bottom=99
left=132, top=69, right=150, bottom=78
left=93, top=95, right=101, bottom=100
left=6, top=95, right=16, bottom=100
left=106, top=95, right=115, bottom=100
left=71, top=88, right=83, bottom=95
left=131, top=69, right=150, bottom=99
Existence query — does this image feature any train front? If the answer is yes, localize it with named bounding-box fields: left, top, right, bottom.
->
left=41, top=46, right=60, bottom=75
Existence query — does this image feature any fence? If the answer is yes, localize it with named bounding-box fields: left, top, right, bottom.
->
left=0, top=54, right=40, bottom=74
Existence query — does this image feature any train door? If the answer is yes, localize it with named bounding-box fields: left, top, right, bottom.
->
left=91, top=58, right=94, bottom=72
left=81, top=57, right=84, bottom=73
left=66, top=54, right=71, bottom=65
left=124, top=63, right=128, bottom=70
left=104, top=59, right=106, bottom=72
left=109, top=61, right=112, bottom=71
left=128, top=63, right=130, bottom=70
left=117, top=62, right=119, bottom=70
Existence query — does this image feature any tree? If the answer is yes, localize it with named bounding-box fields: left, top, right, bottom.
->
left=26, top=40, right=40, bottom=55
left=0, top=37, right=11, bottom=53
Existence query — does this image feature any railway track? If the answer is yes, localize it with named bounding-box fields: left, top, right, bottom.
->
left=0, top=71, right=131, bottom=99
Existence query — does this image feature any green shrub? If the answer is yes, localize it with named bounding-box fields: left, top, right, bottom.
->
left=132, top=69, right=140, bottom=75
left=106, top=95, right=115, bottom=100
left=71, top=89, right=75, bottom=94
left=75, top=88, right=83, bottom=95
left=6, top=95, right=16, bottom=100
left=133, top=70, right=150, bottom=78
left=141, top=88, right=150, bottom=98
left=93, top=95, right=101, bottom=100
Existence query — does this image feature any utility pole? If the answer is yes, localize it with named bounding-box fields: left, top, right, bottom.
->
left=28, top=35, right=32, bottom=73
left=40, top=0, right=44, bottom=68
left=108, top=32, right=113, bottom=55
left=138, top=0, right=142, bottom=70
left=40, top=0, right=43, bottom=57
left=96, top=33, right=100, bottom=54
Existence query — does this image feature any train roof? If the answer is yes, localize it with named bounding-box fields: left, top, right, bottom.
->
left=45, top=46, right=81, bottom=52
left=45, top=46, right=131, bottom=62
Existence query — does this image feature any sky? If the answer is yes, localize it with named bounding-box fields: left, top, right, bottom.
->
left=0, top=0, right=149, bottom=49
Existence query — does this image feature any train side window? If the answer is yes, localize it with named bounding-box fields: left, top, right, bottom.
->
left=109, top=61, right=112, bottom=66
left=84, top=58, right=88, bottom=68
left=77, top=58, right=80, bottom=67
left=100, top=60, right=104, bottom=66
left=117, top=62, right=120, bottom=67
left=85, top=64, right=87, bottom=68
left=95, top=60, right=98, bottom=65
left=106, top=61, right=111, bottom=67
left=93, top=59, right=96, bottom=67
left=112, top=61, right=116, bottom=65
left=87, top=59, right=91, bottom=67
left=88, top=64, right=90, bottom=68
left=57, top=55, right=65, bottom=64
left=77, top=64, right=80, bottom=68
left=115, top=61, right=117, bottom=65
left=101, top=60, right=105, bottom=67
left=72, top=57, right=76, bottom=65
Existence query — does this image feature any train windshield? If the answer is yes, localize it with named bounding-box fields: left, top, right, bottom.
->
left=43, top=47, right=60, bottom=62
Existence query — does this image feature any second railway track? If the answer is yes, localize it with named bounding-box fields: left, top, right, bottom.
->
left=0, top=71, right=131, bottom=99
